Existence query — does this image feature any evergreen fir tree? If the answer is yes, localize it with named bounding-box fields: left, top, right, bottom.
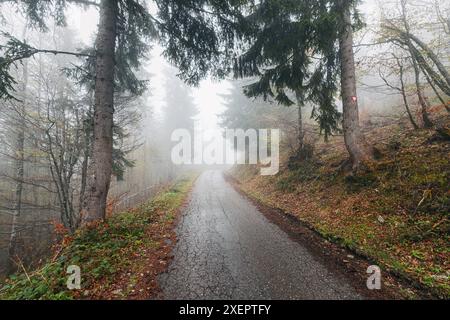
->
left=0, top=0, right=247, bottom=222
left=233, top=0, right=342, bottom=150
left=234, top=0, right=374, bottom=169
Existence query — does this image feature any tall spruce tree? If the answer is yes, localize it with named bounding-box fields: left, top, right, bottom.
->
left=162, top=65, right=198, bottom=135
left=161, top=64, right=198, bottom=174
left=234, top=0, right=341, bottom=152
left=0, top=0, right=246, bottom=224
left=234, top=0, right=374, bottom=169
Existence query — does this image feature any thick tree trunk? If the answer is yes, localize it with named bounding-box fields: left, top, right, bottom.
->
left=81, top=0, right=118, bottom=225
left=338, top=0, right=372, bottom=170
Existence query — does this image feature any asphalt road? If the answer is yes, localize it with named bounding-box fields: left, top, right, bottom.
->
left=159, top=170, right=362, bottom=300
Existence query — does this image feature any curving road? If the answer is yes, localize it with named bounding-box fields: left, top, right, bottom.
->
left=158, top=170, right=362, bottom=300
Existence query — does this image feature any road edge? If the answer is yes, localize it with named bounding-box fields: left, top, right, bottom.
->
left=224, top=172, right=434, bottom=300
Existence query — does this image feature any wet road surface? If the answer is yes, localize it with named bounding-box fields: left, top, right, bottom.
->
left=159, top=170, right=362, bottom=300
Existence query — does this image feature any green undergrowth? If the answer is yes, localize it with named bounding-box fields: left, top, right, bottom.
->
left=0, top=174, right=197, bottom=300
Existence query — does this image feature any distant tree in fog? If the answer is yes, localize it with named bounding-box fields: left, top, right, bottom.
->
left=162, top=65, right=198, bottom=135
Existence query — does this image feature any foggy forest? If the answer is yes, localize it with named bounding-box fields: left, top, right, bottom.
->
left=0, top=0, right=448, bottom=303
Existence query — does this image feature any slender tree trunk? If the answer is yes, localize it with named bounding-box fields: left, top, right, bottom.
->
left=411, top=55, right=433, bottom=128
left=407, top=33, right=450, bottom=88
left=8, top=27, right=28, bottom=273
left=81, top=0, right=118, bottom=225
left=79, top=122, right=90, bottom=215
left=422, top=67, right=450, bottom=113
left=400, top=0, right=432, bottom=128
left=392, top=0, right=450, bottom=89
left=79, top=98, right=94, bottom=216
left=8, top=112, right=25, bottom=273
left=295, top=90, right=304, bottom=151
left=338, top=0, right=373, bottom=170
left=404, top=43, right=450, bottom=97
left=398, top=63, right=419, bottom=129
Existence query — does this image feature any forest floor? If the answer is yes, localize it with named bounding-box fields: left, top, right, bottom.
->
left=228, top=117, right=449, bottom=299
left=0, top=174, right=197, bottom=300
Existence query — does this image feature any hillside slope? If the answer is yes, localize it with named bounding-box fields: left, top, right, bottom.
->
left=230, top=120, right=450, bottom=298
left=0, top=175, right=197, bottom=300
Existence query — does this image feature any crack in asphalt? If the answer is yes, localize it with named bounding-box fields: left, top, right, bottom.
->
left=158, top=170, right=362, bottom=300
